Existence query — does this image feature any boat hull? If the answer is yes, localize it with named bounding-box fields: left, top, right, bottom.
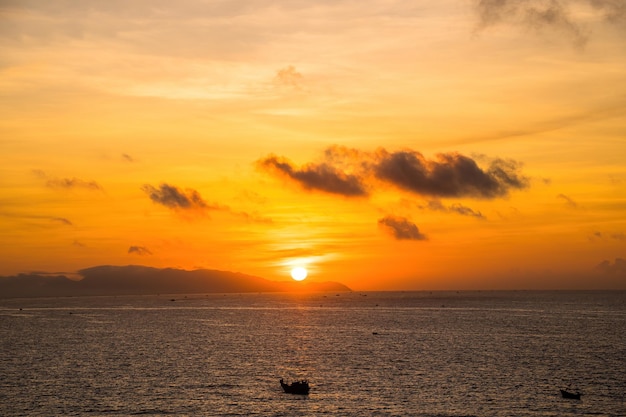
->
left=560, top=389, right=581, bottom=400
left=280, top=379, right=310, bottom=395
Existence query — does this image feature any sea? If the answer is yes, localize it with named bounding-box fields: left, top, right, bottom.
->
left=1, top=291, right=625, bottom=417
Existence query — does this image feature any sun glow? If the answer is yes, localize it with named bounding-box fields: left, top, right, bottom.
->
left=290, top=267, right=308, bottom=281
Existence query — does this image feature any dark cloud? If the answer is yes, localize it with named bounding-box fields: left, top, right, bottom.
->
left=122, top=153, right=135, bottom=162
left=449, top=203, right=485, bottom=218
left=595, top=258, right=626, bottom=275
left=141, top=183, right=208, bottom=210
left=258, top=147, right=528, bottom=200
left=128, top=246, right=152, bottom=256
left=475, top=0, right=626, bottom=48
left=141, top=183, right=271, bottom=222
left=475, top=0, right=589, bottom=47
left=557, top=193, right=578, bottom=208
left=422, top=200, right=485, bottom=218
left=373, top=150, right=528, bottom=198
left=378, top=216, right=427, bottom=241
left=257, top=155, right=368, bottom=197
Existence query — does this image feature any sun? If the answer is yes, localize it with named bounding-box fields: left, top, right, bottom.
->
left=290, top=266, right=308, bottom=281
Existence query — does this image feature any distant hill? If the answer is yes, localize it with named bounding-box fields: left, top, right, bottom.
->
left=0, top=265, right=351, bottom=298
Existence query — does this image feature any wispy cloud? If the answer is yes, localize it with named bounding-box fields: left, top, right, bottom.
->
left=50, top=217, right=73, bottom=226
left=236, top=190, right=268, bottom=205
left=274, top=65, right=305, bottom=90
left=557, top=193, right=578, bottom=208
left=592, top=0, right=626, bottom=23
left=0, top=211, right=73, bottom=226
left=128, top=246, right=152, bottom=256
left=421, top=200, right=485, bottom=219
left=122, top=153, right=135, bottom=162
left=231, top=210, right=273, bottom=224
left=33, top=169, right=103, bottom=191
left=256, top=154, right=369, bottom=197
left=454, top=99, right=626, bottom=146
left=589, top=231, right=625, bottom=241
left=595, top=258, right=626, bottom=275
left=378, top=216, right=427, bottom=241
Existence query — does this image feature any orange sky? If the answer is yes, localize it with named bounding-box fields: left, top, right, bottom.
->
left=1, top=1, right=625, bottom=290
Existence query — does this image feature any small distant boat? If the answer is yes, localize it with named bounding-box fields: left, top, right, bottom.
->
left=280, top=378, right=310, bottom=395
left=560, top=389, right=581, bottom=400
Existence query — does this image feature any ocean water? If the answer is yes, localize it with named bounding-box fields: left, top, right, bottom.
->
left=1, top=291, right=625, bottom=416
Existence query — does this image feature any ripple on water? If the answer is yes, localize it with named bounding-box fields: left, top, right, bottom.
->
left=0, top=291, right=624, bottom=417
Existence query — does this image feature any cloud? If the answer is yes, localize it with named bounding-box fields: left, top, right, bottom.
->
left=128, top=246, right=152, bottom=256
left=122, top=153, right=135, bottom=162
left=455, top=100, right=626, bottom=146
left=141, top=182, right=272, bottom=223
left=141, top=183, right=208, bottom=210
left=231, top=210, right=274, bottom=224
left=591, top=231, right=603, bottom=240
left=258, top=146, right=528, bottom=200
left=323, top=145, right=374, bottom=174
left=475, top=0, right=589, bottom=47
left=236, top=190, right=268, bottom=205
left=256, top=154, right=369, bottom=197
left=47, top=177, right=103, bottom=190
left=595, top=258, right=626, bottom=275
left=274, top=65, right=305, bottom=90
left=475, top=0, right=626, bottom=48
left=33, top=169, right=103, bottom=191
left=51, top=217, right=73, bottom=226
left=373, top=150, right=529, bottom=198
left=589, top=231, right=625, bottom=241
left=378, top=216, right=427, bottom=241
left=589, top=0, right=626, bottom=23
left=422, top=200, right=485, bottom=218
left=557, top=193, right=578, bottom=208
left=0, top=211, right=74, bottom=226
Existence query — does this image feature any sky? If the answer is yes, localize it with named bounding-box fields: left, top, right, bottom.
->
left=1, top=0, right=625, bottom=290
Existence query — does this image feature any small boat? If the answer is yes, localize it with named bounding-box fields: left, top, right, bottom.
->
left=280, top=378, right=310, bottom=395
left=560, top=389, right=581, bottom=400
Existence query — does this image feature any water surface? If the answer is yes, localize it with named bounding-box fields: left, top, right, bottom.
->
left=1, top=291, right=625, bottom=416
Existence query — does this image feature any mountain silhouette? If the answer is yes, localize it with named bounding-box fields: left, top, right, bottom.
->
left=0, top=265, right=351, bottom=298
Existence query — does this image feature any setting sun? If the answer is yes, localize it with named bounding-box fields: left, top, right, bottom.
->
left=290, top=267, right=308, bottom=281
